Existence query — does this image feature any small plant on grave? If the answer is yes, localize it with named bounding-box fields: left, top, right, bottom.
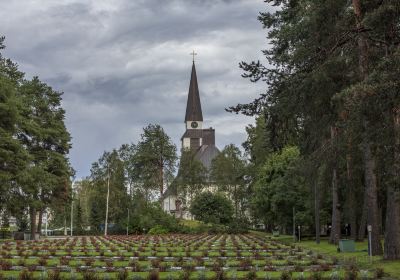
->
left=47, top=270, right=62, bottom=280
left=18, top=269, right=34, bottom=280
left=84, top=258, right=94, bottom=266
left=0, top=260, right=12, bottom=270
left=17, top=258, right=26, bottom=266
left=280, top=271, right=292, bottom=280
left=236, top=250, right=241, bottom=257
left=60, top=256, right=69, bottom=265
left=238, top=258, right=252, bottom=271
left=148, top=269, right=160, bottom=280
left=197, top=270, right=206, bottom=280
left=212, top=261, right=221, bottom=272
left=375, top=267, right=385, bottom=279
left=82, top=271, right=99, bottom=280
left=310, top=257, right=319, bottom=265
left=151, top=259, right=160, bottom=269
left=38, top=257, right=48, bottom=266
left=344, top=269, right=358, bottom=280
left=117, top=269, right=129, bottom=280
left=179, top=270, right=190, bottom=280
left=133, top=275, right=144, bottom=280
left=294, top=264, right=304, bottom=272
left=213, top=271, right=227, bottom=280
left=106, top=259, right=114, bottom=267
left=308, top=272, right=322, bottom=280
left=247, top=269, right=257, bottom=280
left=130, top=260, right=141, bottom=272
left=159, top=263, right=167, bottom=272
left=195, top=257, right=204, bottom=266
left=330, top=271, right=340, bottom=280
left=360, top=270, right=369, bottom=280
left=320, top=263, right=331, bottom=271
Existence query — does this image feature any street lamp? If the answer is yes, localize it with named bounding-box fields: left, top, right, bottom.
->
left=70, top=180, right=75, bottom=237
left=104, top=168, right=110, bottom=236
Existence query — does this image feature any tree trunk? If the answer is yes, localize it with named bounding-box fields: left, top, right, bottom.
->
left=363, top=135, right=383, bottom=255
left=346, top=150, right=357, bottom=240
left=358, top=190, right=368, bottom=241
left=159, top=163, right=164, bottom=196
left=30, top=207, right=36, bottom=240
left=352, top=0, right=383, bottom=256
left=314, top=177, right=320, bottom=244
left=384, top=107, right=400, bottom=259
left=37, top=208, right=43, bottom=234
left=330, top=126, right=341, bottom=245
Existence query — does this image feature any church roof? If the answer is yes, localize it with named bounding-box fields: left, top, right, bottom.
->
left=185, top=62, right=203, bottom=122
left=194, top=144, right=220, bottom=170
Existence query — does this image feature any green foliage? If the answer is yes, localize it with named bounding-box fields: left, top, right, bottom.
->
left=211, top=144, right=247, bottom=218
left=134, top=124, right=177, bottom=197
left=190, top=191, right=234, bottom=225
left=177, top=149, right=207, bottom=203
left=148, top=225, right=169, bottom=235
left=0, top=36, right=72, bottom=234
left=252, top=146, right=311, bottom=231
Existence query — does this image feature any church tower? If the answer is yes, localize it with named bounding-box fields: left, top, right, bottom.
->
left=181, top=61, right=215, bottom=151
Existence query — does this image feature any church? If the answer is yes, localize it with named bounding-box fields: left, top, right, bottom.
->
left=162, top=60, right=220, bottom=219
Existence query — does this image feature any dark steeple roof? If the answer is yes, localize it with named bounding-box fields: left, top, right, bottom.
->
left=185, top=62, right=203, bottom=122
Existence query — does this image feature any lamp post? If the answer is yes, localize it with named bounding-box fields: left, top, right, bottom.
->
left=70, top=180, right=75, bottom=237
left=104, top=168, right=110, bottom=236
left=45, top=210, right=48, bottom=236
left=126, top=209, right=130, bottom=236
left=367, top=225, right=372, bottom=262
left=298, top=225, right=301, bottom=242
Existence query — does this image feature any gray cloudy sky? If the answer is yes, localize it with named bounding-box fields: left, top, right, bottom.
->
left=1, top=0, right=269, bottom=179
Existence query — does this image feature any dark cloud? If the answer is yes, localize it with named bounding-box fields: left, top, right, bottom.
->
left=0, top=0, right=270, bottom=178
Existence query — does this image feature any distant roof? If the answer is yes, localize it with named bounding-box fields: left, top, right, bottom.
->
left=195, top=144, right=220, bottom=170
left=185, top=62, right=203, bottom=122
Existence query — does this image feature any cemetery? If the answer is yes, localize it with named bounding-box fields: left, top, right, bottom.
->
left=0, top=233, right=384, bottom=279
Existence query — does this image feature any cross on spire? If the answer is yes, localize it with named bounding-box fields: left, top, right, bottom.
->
left=190, top=50, right=197, bottom=62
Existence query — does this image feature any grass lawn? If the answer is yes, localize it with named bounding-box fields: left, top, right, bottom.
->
left=255, top=232, right=400, bottom=279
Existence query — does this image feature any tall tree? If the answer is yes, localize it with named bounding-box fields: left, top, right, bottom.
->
left=177, top=149, right=207, bottom=203
left=17, top=77, right=72, bottom=238
left=0, top=37, right=29, bottom=219
left=134, top=124, right=177, bottom=198
left=211, top=144, right=247, bottom=218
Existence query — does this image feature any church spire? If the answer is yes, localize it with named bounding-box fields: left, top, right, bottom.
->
left=185, top=61, right=203, bottom=122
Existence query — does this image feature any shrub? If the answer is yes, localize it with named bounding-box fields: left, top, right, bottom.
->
left=82, top=271, right=99, bottom=280
left=308, top=272, right=322, bottom=280
left=0, top=260, right=12, bottom=270
left=38, top=257, right=47, bottom=266
left=48, top=270, right=61, bottom=280
left=118, top=269, right=129, bottom=280
left=375, top=267, right=384, bottom=279
left=148, top=225, right=169, bottom=235
left=148, top=270, right=160, bottom=280
left=247, top=270, right=257, bottom=280
left=18, top=270, right=34, bottom=280
left=213, top=271, right=227, bottom=280
left=344, top=269, right=358, bottom=280
left=280, top=271, right=292, bottom=280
